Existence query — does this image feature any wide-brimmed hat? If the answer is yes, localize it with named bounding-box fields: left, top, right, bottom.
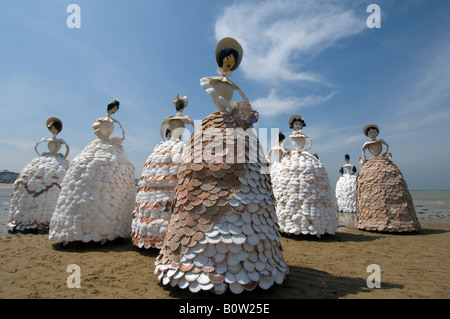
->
left=363, top=124, right=379, bottom=136
left=215, top=37, right=243, bottom=71
left=288, top=114, right=305, bottom=127
left=46, top=117, right=63, bottom=133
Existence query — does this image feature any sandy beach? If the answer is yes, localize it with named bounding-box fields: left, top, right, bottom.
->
left=0, top=183, right=449, bottom=300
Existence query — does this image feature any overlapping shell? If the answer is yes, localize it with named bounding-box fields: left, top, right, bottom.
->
left=271, top=151, right=338, bottom=237
left=131, top=139, right=186, bottom=249
left=336, top=174, right=357, bottom=213
left=8, top=153, right=69, bottom=231
left=154, top=112, right=288, bottom=294
left=49, top=137, right=136, bottom=243
left=355, top=157, right=421, bottom=232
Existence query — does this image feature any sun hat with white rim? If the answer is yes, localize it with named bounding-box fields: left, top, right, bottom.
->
left=288, top=114, right=305, bottom=128
left=46, top=117, right=63, bottom=133
left=215, top=37, right=243, bottom=71
left=363, top=124, right=379, bottom=136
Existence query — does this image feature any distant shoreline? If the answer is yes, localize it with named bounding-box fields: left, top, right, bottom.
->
left=0, top=183, right=13, bottom=188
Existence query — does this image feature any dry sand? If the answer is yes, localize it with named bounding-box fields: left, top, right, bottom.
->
left=0, top=183, right=449, bottom=300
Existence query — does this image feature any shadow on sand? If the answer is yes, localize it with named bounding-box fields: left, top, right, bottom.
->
left=158, top=264, right=402, bottom=300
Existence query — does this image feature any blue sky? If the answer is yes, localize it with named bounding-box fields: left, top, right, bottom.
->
left=1, top=0, right=449, bottom=190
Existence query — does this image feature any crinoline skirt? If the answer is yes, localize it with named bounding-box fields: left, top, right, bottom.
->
left=154, top=112, right=288, bottom=294
left=49, top=137, right=135, bottom=243
left=336, top=174, right=357, bottom=213
left=131, top=139, right=185, bottom=249
left=356, top=157, right=421, bottom=232
left=271, top=151, right=338, bottom=237
left=8, top=153, right=69, bottom=231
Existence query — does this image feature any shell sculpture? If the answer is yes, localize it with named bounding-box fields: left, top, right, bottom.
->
left=335, top=154, right=357, bottom=213
left=266, top=132, right=287, bottom=181
left=131, top=95, right=194, bottom=249
left=49, top=99, right=136, bottom=244
left=356, top=124, right=421, bottom=232
left=154, top=37, right=288, bottom=294
left=271, top=115, right=338, bottom=237
left=8, top=117, right=70, bottom=232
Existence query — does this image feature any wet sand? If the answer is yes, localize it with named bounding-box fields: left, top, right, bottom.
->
left=0, top=184, right=449, bottom=300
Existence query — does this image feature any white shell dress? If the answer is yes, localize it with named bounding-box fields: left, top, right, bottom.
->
left=8, top=121, right=70, bottom=232
left=335, top=163, right=357, bottom=213
left=49, top=103, right=135, bottom=244
left=266, top=139, right=286, bottom=182
left=272, top=128, right=338, bottom=237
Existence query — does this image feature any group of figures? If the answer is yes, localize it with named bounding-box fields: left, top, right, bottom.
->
left=7, top=37, right=421, bottom=295
left=267, top=115, right=338, bottom=237
left=333, top=124, right=421, bottom=232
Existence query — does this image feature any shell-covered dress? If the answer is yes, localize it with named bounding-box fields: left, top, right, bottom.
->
left=131, top=95, right=194, bottom=249
left=49, top=100, right=136, bottom=244
left=266, top=133, right=287, bottom=181
left=335, top=161, right=357, bottom=213
left=154, top=37, right=288, bottom=294
left=8, top=118, right=70, bottom=232
left=272, top=121, right=338, bottom=237
left=356, top=124, right=421, bottom=232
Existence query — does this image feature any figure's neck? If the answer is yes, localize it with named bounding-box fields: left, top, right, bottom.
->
left=217, top=67, right=232, bottom=77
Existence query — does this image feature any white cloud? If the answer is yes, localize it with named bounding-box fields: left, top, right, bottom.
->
left=251, top=89, right=337, bottom=116
left=215, top=0, right=365, bottom=84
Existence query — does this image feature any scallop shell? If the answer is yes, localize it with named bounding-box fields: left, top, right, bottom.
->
left=197, top=272, right=211, bottom=285
left=228, top=224, right=242, bottom=235
left=258, top=277, right=274, bottom=290
left=193, top=254, right=208, bottom=268
left=243, top=259, right=255, bottom=272
left=204, top=234, right=221, bottom=244
left=229, top=282, right=244, bottom=294
left=189, top=281, right=202, bottom=293
left=224, top=272, right=236, bottom=284
left=221, top=233, right=233, bottom=244
left=231, top=233, right=246, bottom=245
left=227, top=255, right=240, bottom=267
left=247, top=233, right=260, bottom=245
left=225, top=213, right=240, bottom=223
left=243, top=281, right=258, bottom=291
left=242, top=223, right=254, bottom=235
left=173, top=269, right=184, bottom=280
left=178, top=278, right=189, bottom=289
left=209, top=272, right=226, bottom=283
left=235, top=249, right=249, bottom=261
left=184, top=271, right=199, bottom=282
left=202, top=244, right=217, bottom=257
left=236, top=269, right=251, bottom=285
left=212, top=253, right=227, bottom=265
left=205, top=228, right=219, bottom=238
left=212, top=282, right=227, bottom=295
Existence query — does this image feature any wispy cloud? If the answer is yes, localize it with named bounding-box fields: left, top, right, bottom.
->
left=251, top=89, right=337, bottom=116
left=215, top=0, right=366, bottom=84
left=383, top=41, right=450, bottom=140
